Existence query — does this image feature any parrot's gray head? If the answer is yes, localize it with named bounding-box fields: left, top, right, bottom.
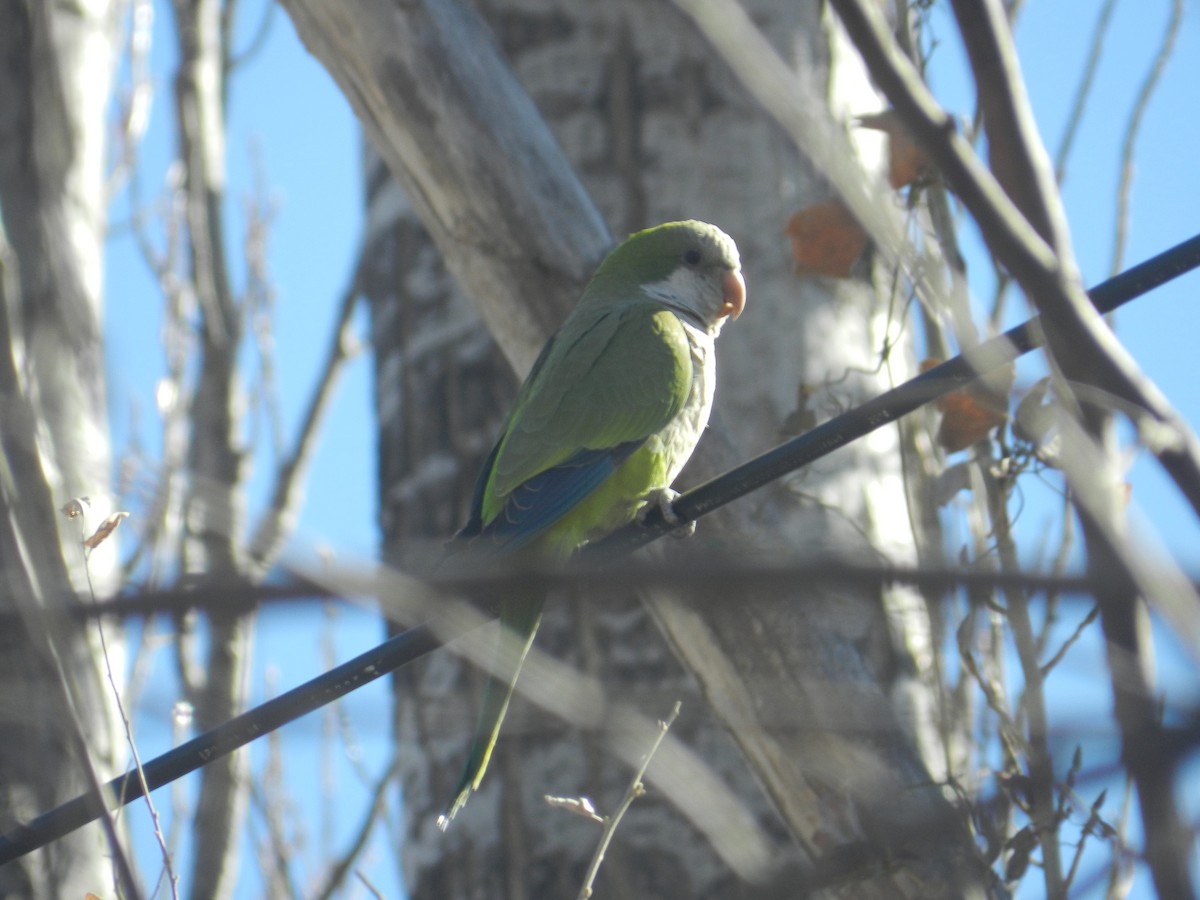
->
left=587, top=220, right=746, bottom=337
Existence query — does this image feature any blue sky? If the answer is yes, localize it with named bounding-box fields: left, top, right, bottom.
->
left=100, top=1, right=1199, bottom=897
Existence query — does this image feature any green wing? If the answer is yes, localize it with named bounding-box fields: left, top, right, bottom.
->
left=478, top=303, right=692, bottom=536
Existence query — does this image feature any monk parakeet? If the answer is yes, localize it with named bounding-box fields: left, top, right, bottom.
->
left=439, top=220, right=745, bottom=827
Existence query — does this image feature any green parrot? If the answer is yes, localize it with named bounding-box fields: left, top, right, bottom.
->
left=438, top=220, right=745, bottom=827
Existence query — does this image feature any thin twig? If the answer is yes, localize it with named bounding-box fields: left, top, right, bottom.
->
left=242, top=153, right=285, bottom=463
left=978, top=459, right=1064, bottom=896
left=226, top=0, right=278, bottom=74
left=80, top=532, right=181, bottom=900
left=247, top=667, right=300, bottom=899
left=106, top=0, right=155, bottom=201
left=826, top=0, right=1200, bottom=532
left=577, top=701, right=681, bottom=900
left=1063, top=788, right=1112, bottom=893
left=313, top=759, right=400, bottom=900
left=120, top=161, right=193, bottom=587
left=1040, top=604, right=1100, bottom=677
left=1054, top=0, right=1118, bottom=185
left=246, top=255, right=365, bottom=575
left=355, top=870, right=386, bottom=900
left=1107, top=774, right=1136, bottom=898
left=1111, top=0, right=1182, bottom=276
left=0, top=495, right=143, bottom=898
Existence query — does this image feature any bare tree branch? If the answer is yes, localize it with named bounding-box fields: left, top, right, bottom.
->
left=943, top=6, right=1193, bottom=896
left=1111, top=0, right=1182, bottom=276
left=979, top=468, right=1064, bottom=896
left=826, top=0, right=1200, bottom=647
left=1053, top=0, right=1118, bottom=185
left=814, top=5, right=1200, bottom=894
left=312, top=759, right=399, bottom=900
left=169, top=0, right=251, bottom=893
left=576, top=701, right=681, bottom=900
left=247, top=256, right=364, bottom=575
left=949, top=0, right=1075, bottom=261
left=278, top=0, right=612, bottom=374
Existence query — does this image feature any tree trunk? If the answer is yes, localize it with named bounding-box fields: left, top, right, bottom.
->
left=0, top=0, right=123, bottom=896
left=304, top=0, right=991, bottom=895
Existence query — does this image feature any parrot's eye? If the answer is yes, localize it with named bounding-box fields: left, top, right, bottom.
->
left=683, top=248, right=703, bottom=266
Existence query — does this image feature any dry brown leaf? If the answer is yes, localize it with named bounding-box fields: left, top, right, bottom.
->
left=544, top=793, right=604, bottom=823
left=83, top=511, right=130, bottom=550
left=922, top=358, right=1014, bottom=452
left=857, top=109, right=932, bottom=189
left=784, top=201, right=868, bottom=278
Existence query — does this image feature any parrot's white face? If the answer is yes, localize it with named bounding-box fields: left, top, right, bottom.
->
left=642, top=262, right=746, bottom=337
left=581, top=219, right=745, bottom=336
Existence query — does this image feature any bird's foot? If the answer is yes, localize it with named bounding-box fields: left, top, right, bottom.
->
left=639, top=489, right=696, bottom=538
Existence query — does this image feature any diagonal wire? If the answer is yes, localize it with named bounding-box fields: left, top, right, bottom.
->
left=590, top=230, right=1200, bottom=557
left=1, top=230, right=1198, bottom=866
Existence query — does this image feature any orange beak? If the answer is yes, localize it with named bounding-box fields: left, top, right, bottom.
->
left=718, top=269, right=746, bottom=321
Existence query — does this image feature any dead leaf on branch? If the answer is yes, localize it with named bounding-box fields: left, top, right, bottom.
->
left=544, top=794, right=605, bottom=824
left=856, top=109, right=933, bottom=189
left=922, top=359, right=1015, bottom=452
left=784, top=201, right=869, bottom=278
left=84, top=511, right=130, bottom=549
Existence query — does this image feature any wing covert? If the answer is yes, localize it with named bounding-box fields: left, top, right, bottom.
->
left=480, top=304, right=693, bottom=531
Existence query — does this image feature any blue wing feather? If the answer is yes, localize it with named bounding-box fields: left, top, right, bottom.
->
left=455, top=438, right=504, bottom=543
left=469, top=440, right=642, bottom=556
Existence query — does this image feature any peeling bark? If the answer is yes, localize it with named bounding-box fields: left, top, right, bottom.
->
left=0, top=0, right=123, bottom=895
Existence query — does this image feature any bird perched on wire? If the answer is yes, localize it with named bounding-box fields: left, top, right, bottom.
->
left=438, top=220, right=745, bottom=828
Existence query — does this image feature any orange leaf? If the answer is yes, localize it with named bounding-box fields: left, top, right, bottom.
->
left=921, top=359, right=1015, bottom=453
left=784, top=201, right=868, bottom=278
left=857, top=109, right=931, bottom=189
left=937, top=392, right=1007, bottom=452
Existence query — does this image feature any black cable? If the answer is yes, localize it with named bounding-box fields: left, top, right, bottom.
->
left=2, top=231, right=1198, bottom=867
left=590, top=231, right=1200, bottom=556
left=0, top=624, right=441, bottom=866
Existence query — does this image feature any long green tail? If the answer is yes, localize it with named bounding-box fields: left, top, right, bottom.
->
left=438, top=596, right=545, bottom=828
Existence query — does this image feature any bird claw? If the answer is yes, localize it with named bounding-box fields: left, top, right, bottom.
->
left=639, top=489, right=696, bottom=538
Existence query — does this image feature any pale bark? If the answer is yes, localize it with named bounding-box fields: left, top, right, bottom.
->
left=0, top=0, right=123, bottom=895
left=279, top=0, right=991, bottom=895
left=280, top=0, right=612, bottom=375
